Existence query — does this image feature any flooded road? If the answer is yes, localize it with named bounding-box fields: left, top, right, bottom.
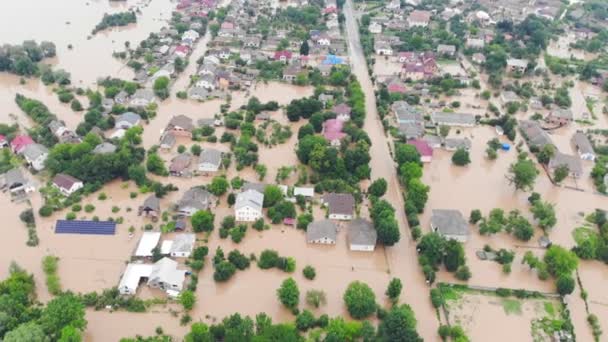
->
left=344, top=0, right=438, bottom=339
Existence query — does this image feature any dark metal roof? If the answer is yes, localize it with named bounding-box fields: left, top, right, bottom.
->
left=55, top=220, right=116, bottom=235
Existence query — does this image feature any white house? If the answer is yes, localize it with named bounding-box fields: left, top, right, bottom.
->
left=196, top=74, right=216, bottom=90
left=369, top=22, right=382, bottom=34
left=147, top=258, right=186, bottom=293
left=235, top=189, right=264, bottom=222
left=22, top=144, right=48, bottom=171
left=52, top=174, right=84, bottom=196
left=374, top=42, right=393, bottom=56
left=294, top=186, right=315, bottom=198
left=134, top=232, right=161, bottom=258
left=118, top=263, right=154, bottom=295
left=161, top=233, right=196, bottom=258
left=348, top=219, right=377, bottom=252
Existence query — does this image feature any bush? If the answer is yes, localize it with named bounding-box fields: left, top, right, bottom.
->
left=98, top=192, right=107, bottom=200
left=556, top=275, right=575, bottom=295
left=451, top=148, right=471, bottom=166
left=306, top=289, right=327, bottom=308
left=469, top=209, right=482, bottom=224
left=295, top=310, right=315, bottom=331
left=85, top=204, right=95, bottom=213
left=430, top=288, right=444, bottom=308
left=343, top=281, right=376, bottom=319
left=303, top=265, right=316, bottom=280
left=66, top=212, right=76, bottom=220
left=257, top=249, right=279, bottom=269
left=496, top=288, right=512, bottom=297
left=228, top=250, right=250, bottom=270
left=39, top=206, right=54, bottom=217
left=455, top=265, right=471, bottom=281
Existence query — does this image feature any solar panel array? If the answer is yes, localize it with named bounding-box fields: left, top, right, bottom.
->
left=55, top=220, right=116, bottom=235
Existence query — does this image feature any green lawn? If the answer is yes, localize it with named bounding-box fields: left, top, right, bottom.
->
left=502, top=299, right=522, bottom=315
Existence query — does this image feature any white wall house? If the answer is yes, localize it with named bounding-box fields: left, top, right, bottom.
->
left=235, top=189, right=264, bottom=222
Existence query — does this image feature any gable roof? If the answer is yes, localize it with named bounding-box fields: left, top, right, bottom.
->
left=306, top=220, right=337, bottom=241
left=407, top=139, right=433, bottom=157
left=323, top=193, right=355, bottom=216
left=199, top=148, right=222, bottom=167
left=549, top=152, right=583, bottom=175
left=135, top=232, right=161, bottom=257
left=55, top=220, right=116, bottom=235
left=143, top=194, right=160, bottom=212
left=348, top=219, right=377, bottom=246
left=93, top=143, right=117, bottom=154
left=235, top=189, right=264, bottom=212
left=22, top=144, right=48, bottom=160
left=168, top=115, right=194, bottom=131
left=571, top=132, right=594, bottom=155
left=5, top=168, right=28, bottom=188
left=178, top=187, right=214, bottom=210
left=170, top=233, right=196, bottom=254
left=117, top=112, right=141, bottom=125
left=431, top=209, right=468, bottom=237
left=52, top=174, right=82, bottom=190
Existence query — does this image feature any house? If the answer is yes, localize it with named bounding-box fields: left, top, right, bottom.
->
left=118, top=263, right=154, bottom=295
left=408, top=139, right=433, bottom=163
left=437, top=44, right=456, bottom=57
left=500, top=91, right=521, bottom=105
left=294, top=187, right=315, bottom=198
left=161, top=233, right=196, bottom=258
left=431, top=209, right=469, bottom=242
left=423, top=135, right=442, bottom=148
left=274, top=50, right=293, bottom=63
left=198, top=148, right=222, bottom=173
left=235, top=189, right=264, bottom=222
left=374, top=41, right=393, bottom=56
left=348, top=219, right=377, bottom=251
left=332, top=103, right=352, bottom=121
left=147, top=257, right=186, bottom=293
left=472, top=53, right=486, bottom=64
left=242, top=182, right=267, bottom=194
left=519, top=120, right=553, bottom=148
left=407, top=10, right=432, bottom=27
left=306, top=220, right=337, bottom=244
left=52, top=174, right=83, bottom=196
left=159, top=133, right=176, bottom=150
left=11, top=135, right=34, bottom=154
left=134, top=232, right=161, bottom=258
left=319, top=93, right=334, bottom=105
left=444, top=138, right=471, bottom=151
left=548, top=152, right=583, bottom=178
left=189, top=86, right=209, bottom=100
left=141, top=194, right=161, bottom=218
left=465, top=38, right=485, bottom=49
left=243, top=36, right=261, bottom=48
left=322, top=193, right=355, bottom=220
left=506, top=58, right=528, bottom=73
left=170, top=153, right=192, bottom=177
left=115, top=112, right=141, bottom=129
left=174, top=45, right=190, bottom=58
left=177, top=187, right=215, bottom=216
left=282, top=65, right=302, bottom=82
left=22, top=143, right=48, bottom=171
left=3, top=168, right=35, bottom=195
left=49, top=120, right=68, bottom=138
left=316, top=34, right=331, bottom=46
left=393, top=101, right=423, bottom=124
left=92, top=142, right=117, bottom=154
left=385, top=0, right=400, bottom=10
left=430, top=112, right=476, bottom=127
left=571, top=132, right=595, bottom=161
left=546, top=108, right=573, bottom=126
left=196, top=74, right=216, bottom=90
left=130, top=89, right=155, bottom=107
left=115, top=90, right=129, bottom=104
left=322, top=119, right=346, bottom=146
left=166, top=115, right=195, bottom=138
left=387, top=80, right=407, bottom=94
left=369, top=22, right=382, bottom=34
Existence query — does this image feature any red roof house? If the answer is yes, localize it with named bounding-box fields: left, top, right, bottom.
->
left=323, top=119, right=346, bottom=146
left=274, top=50, right=293, bottom=62
left=407, top=139, right=433, bottom=163
left=11, top=135, right=34, bottom=154
left=387, top=82, right=407, bottom=94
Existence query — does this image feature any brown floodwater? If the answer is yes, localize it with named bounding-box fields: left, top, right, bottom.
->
left=0, top=0, right=175, bottom=86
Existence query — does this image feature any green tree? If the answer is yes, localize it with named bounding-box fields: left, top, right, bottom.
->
left=531, top=200, right=556, bottom=231
left=343, top=281, right=376, bottom=319
left=146, top=153, right=167, bottom=176
left=180, top=290, right=196, bottom=310
left=58, top=325, right=82, bottom=342
left=537, top=144, right=555, bottom=164
left=451, top=148, right=471, bottom=166
left=553, top=165, right=569, bottom=184
left=295, top=310, right=315, bottom=331
left=263, top=185, right=283, bottom=208
left=368, top=178, right=388, bottom=197
left=544, top=245, right=578, bottom=277
left=508, top=157, right=539, bottom=191
left=208, top=176, right=229, bottom=196
left=556, top=275, right=575, bottom=295
left=302, top=265, right=316, bottom=280
left=153, top=76, right=170, bottom=100
left=299, top=40, right=309, bottom=56
left=277, top=278, right=300, bottom=310
left=40, top=293, right=86, bottom=337
left=386, top=278, right=403, bottom=303
left=395, top=144, right=421, bottom=165
left=4, top=322, right=47, bottom=342
left=305, top=289, right=327, bottom=308
left=377, top=304, right=421, bottom=341
left=191, top=210, right=215, bottom=232
left=184, top=322, right=212, bottom=342
left=469, top=209, right=482, bottom=224
left=443, top=239, right=465, bottom=272
left=439, top=125, right=450, bottom=138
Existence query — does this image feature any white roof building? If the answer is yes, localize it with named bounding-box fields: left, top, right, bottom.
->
left=294, top=187, right=315, bottom=198
left=134, top=232, right=161, bottom=257
left=118, top=263, right=154, bottom=295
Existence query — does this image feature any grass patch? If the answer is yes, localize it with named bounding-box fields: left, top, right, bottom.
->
left=438, top=284, right=463, bottom=302
left=42, top=255, right=61, bottom=295
left=502, top=299, right=522, bottom=315
left=544, top=302, right=555, bottom=317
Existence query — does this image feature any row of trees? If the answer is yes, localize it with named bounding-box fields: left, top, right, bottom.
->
left=0, top=40, right=56, bottom=76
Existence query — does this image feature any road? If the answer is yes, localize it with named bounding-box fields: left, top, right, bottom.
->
left=343, top=0, right=438, bottom=339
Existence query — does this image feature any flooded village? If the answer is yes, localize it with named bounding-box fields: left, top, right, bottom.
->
left=1, top=0, right=608, bottom=341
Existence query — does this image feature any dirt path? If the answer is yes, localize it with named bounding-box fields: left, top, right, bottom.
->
left=343, top=1, right=438, bottom=339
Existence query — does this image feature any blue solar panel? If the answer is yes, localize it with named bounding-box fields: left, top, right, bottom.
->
left=55, top=220, right=116, bottom=235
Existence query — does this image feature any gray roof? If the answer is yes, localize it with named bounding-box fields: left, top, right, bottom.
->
left=507, top=58, right=528, bottom=68
left=392, top=101, right=423, bottom=123
left=93, top=143, right=117, bottom=154
left=170, top=233, right=195, bottom=254
left=49, top=120, right=65, bottom=134
left=235, top=189, right=264, bottom=212
left=550, top=108, right=573, bottom=120
left=148, top=257, right=184, bottom=287
left=5, top=168, right=27, bottom=187
left=22, top=144, right=48, bottom=160
left=323, top=193, right=355, bottom=216
left=116, top=112, right=141, bottom=125
left=519, top=120, right=553, bottom=148
left=133, top=89, right=155, bottom=101
left=501, top=91, right=520, bottom=103
left=168, top=115, right=194, bottom=131
left=348, top=219, right=377, bottom=246
left=306, top=220, right=337, bottom=242
left=199, top=149, right=222, bottom=167
left=160, top=133, right=176, bottom=147
left=571, top=132, right=594, bottom=155
left=398, top=122, right=425, bottom=139
left=444, top=137, right=471, bottom=150
left=178, top=187, right=214, bottom=210
left=242, top=182, right=267, bottom=193
left=143, top=195, right=160, bottom=212
left=437, top=44, right=455, bottom=53
left=431, top=112, right=476, bottom=126
left=549, top=152, right=583, bottom=175
left=431, top=209, right=468, bottom=237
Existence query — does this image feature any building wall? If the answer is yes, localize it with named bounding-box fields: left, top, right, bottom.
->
left=328, top=213, right=352, bottom=220
left=308, top=237, right=336, bottom=244
left=236, top=206, right=262, bottom=222
left=350, top=243, right=375, bottom=252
